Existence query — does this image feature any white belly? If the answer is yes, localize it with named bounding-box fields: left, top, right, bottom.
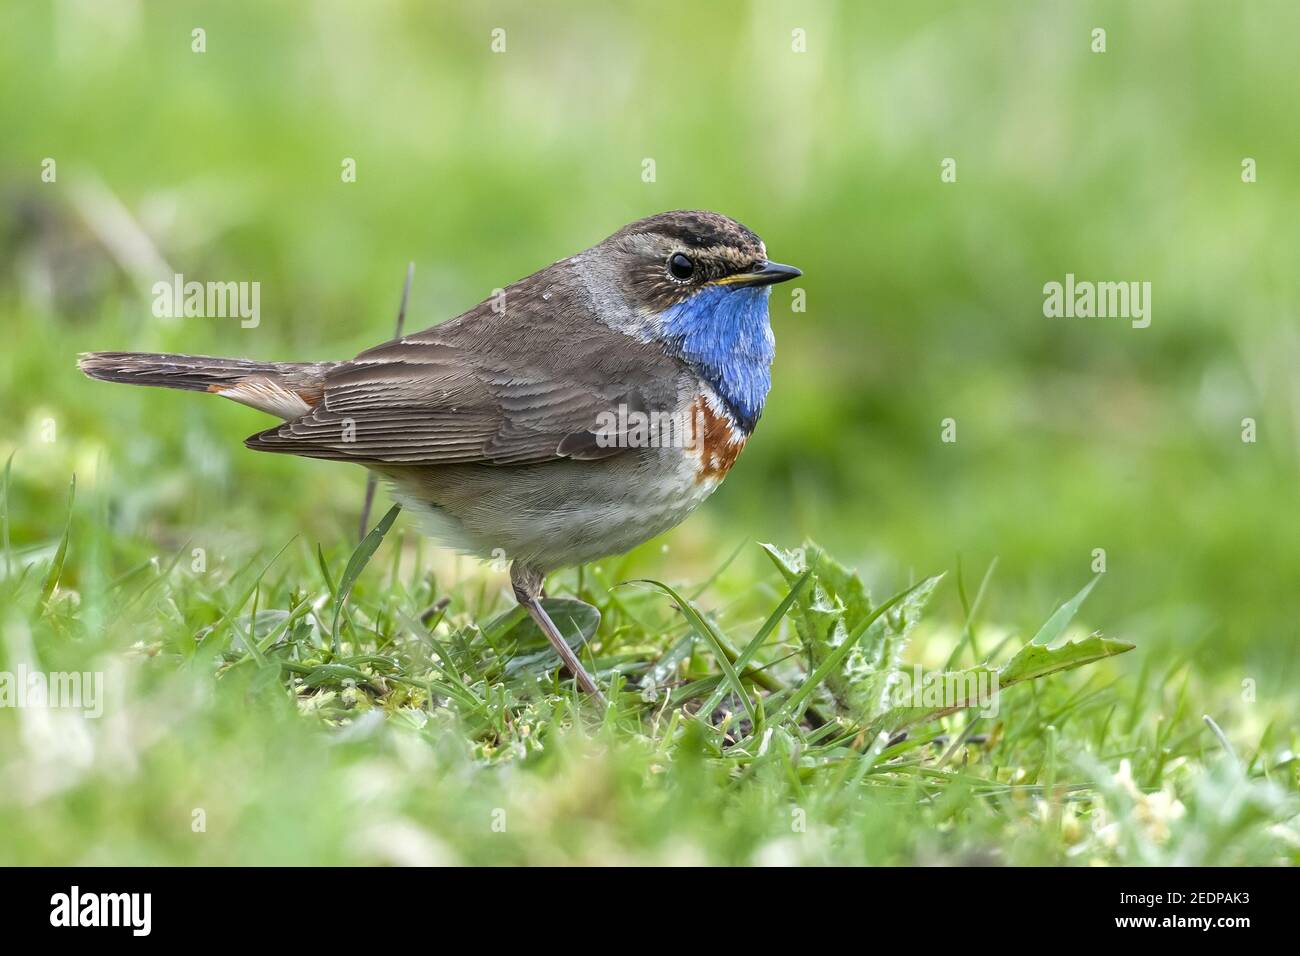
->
left=376, top=387, right=751, bottom=572
left=380, top=445, right=723, bottom=572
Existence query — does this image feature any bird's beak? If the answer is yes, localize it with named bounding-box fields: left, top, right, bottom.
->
left=714, top=260, right=803, bottom=288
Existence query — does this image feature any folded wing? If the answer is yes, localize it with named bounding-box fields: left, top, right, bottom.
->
left=246, top=311, right=682, bottom=467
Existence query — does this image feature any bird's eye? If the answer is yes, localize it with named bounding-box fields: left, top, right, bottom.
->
left=668, top=252, right=694, bottom=281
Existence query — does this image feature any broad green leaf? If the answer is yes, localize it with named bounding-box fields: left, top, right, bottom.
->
left=761, top=542, right=844, bottom=667
left=763, top=542, right=943, bottom=722
left=843, top=572, right=944, bottom=718
left=1000, top=634, right=1134, bottom=684
left=761, top=542, right=847, bottom=713
left=497, top=597, right=601, bottom=676
left=774, top=575, right=942, bottom=724
left=870, top=636, right=1134, bottom=736
left=801, top=541, right=871, bottom=631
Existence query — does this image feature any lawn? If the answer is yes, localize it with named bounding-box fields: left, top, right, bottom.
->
left=1, top=0, right=1297, bottom=865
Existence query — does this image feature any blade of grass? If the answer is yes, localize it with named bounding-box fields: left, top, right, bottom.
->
left=627, top=579, right=757, bottom=728
left=700, top=570, right=810, bottom=717
left=38, top=473, right=76, bottom=610
left=332, top=504, right=401, bottom=655
left=1031, top=575, right=1100, bottom=645
left=1202, top=714, right=1239, bottom=765
left=944, top=556, right=997, bottom=668
left=2, top=451, right=13, bottom=579
left=204, top=537, right=298, bottom=655
left=316, top=543, right=337, bottom=596
left=241, top=581, right=263, bottom=665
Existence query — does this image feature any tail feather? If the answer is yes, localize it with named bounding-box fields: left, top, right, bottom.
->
left=78, top=351, right=328, bottom=418
left=78, top=351, right=304, bottom=391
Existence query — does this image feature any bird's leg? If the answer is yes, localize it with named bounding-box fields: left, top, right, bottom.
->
left=510, top=562, right=606, bottom=705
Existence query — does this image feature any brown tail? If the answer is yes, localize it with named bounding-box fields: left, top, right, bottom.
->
left=78, top=351, right=328, bottom=418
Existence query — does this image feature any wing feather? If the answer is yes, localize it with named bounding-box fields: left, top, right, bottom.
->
left=245, top=269, right=684, bottom=466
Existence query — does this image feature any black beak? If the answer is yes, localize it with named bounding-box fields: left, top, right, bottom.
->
left=723, top=259, right=803, bottom=288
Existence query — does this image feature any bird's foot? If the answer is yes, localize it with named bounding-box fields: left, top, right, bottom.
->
left=511, top=562, right=607, bottom=705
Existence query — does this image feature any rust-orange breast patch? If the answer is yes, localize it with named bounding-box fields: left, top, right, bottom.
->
left=692, top=395, right=747, bottom=482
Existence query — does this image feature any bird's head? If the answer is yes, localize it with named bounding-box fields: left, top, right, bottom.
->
left=598, top=209, right=800, bottom=314
left=575, top=210, right=800, bottom=430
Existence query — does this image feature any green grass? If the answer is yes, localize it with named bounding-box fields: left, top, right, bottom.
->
left=2, top=0, right=1299, bottom=865
left=1, top=471, right=1294, bottom=865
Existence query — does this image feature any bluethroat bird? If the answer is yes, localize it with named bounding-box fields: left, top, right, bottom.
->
left=79, top=210, right=801, bottom=704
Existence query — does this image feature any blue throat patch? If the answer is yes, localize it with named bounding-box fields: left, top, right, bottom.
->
left=660, top=284, right=775, bottom=433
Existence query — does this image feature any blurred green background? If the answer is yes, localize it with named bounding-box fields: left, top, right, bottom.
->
left=0, top=1, right=1297, bottom=863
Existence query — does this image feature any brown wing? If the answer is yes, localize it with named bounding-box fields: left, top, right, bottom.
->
left=245, top=264, right=684, bottom=466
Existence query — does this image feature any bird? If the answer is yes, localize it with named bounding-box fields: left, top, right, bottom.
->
left=78, top=210, right=801, bottom=704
